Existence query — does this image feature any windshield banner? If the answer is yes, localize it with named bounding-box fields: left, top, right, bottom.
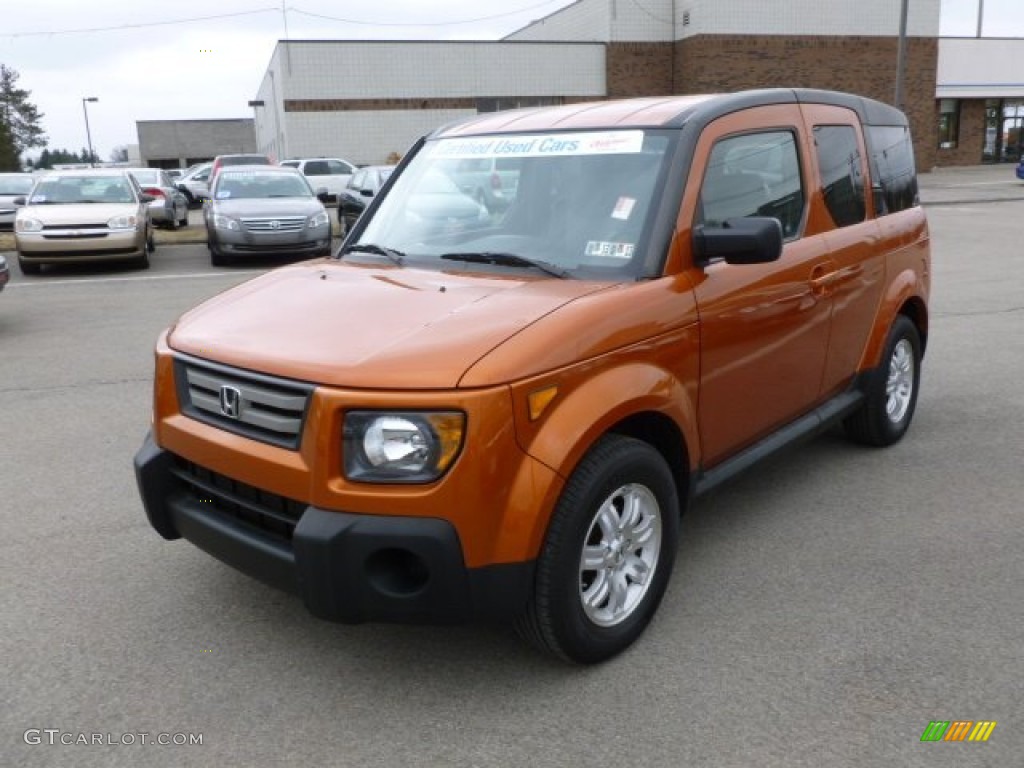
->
left=431, top=131, right=645, bottom=160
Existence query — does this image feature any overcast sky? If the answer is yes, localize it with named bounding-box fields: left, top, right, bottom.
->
left=2, top=0, right=1022, bottom=161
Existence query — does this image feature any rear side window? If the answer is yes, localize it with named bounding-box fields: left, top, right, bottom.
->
left=326, top=160, right=353, bottom=174
left=866, top=125, right=918, bottom=214
left=813, top=125, right=866, bottom=228
left=700, top=131, right=804, bottom=238
left=304, top=161, right=329, bottom=176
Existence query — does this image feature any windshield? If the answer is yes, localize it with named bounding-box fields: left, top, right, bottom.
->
left=29, top=176, right=136, bottom=204
left=130, top=170, right=160, bottom=186
left=355, top=130, right=673, bottom=280
left=0, top=175, right=34, bottom=195
left=214, top=171, right=312, bottom=199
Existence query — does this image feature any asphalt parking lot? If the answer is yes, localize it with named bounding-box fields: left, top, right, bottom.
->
left=1, top=167, right=1022, bottom=767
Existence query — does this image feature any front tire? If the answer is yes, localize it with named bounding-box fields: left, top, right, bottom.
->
left=844, top=314, right=922, bottom=446
left=210, top=242, right=228, bottom=266
left=17, top=257, right=42, bottom=275
left=516, top=435, right=679, bottom=664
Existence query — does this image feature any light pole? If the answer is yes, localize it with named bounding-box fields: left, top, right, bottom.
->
left=893, top=0, right=909, bottom=110
left=82, top=97, right=98, bottom=167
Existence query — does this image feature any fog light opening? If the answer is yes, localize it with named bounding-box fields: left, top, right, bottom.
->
left=365, top=548, right=430, bottom=597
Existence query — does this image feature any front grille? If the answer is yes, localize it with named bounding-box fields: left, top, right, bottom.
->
left=241, top=216, right=306, bottom=233
left=174, top=356, right=314, bottom=449
left=171, top=456, right=305, bottom=542
left=230, top=241, right=322, bottom=253
left=41, top=223, right=107, bottom=230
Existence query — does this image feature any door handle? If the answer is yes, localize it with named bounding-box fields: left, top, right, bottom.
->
left=809, top=263, right=839, bottom=296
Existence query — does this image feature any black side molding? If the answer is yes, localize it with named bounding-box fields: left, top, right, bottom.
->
left=693, top=388, right=864, bottom=498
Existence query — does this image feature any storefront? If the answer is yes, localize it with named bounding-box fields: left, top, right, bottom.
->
left=936, top=38, right=1024, bottom=166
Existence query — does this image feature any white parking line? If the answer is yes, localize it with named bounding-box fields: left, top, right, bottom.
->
left=3, top=270, right=264, bottom=288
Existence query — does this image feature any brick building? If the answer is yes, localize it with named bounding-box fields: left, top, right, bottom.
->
left=251, top=0, right=1021, bottom=169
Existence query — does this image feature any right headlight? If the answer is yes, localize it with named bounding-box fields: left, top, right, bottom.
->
left=212, top=213, right=240, bottom=231
left=15, top=217, right=43, bottom=233
left=343, top=411, right=465, bottom=483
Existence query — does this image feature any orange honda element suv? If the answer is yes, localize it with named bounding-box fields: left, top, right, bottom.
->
left=135, top=90, right=930, bottom=663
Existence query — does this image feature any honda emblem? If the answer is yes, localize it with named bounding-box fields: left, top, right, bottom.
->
left=219, top=385, right=242, bottom=419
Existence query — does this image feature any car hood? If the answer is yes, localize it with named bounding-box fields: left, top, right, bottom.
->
left=211, top=197, right=323, bottom=218
left=19, top=202, right=141, bottom=225
left=167, top=260, right=612, bottom=389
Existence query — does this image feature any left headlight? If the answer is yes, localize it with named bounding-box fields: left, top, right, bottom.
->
left=308, top=211, right=329, bottom=229
left=15, top=217, right=43, bottom=233
left=107, top=214, right=138, bottom=230
left=343, top=411, right=465, bottom=483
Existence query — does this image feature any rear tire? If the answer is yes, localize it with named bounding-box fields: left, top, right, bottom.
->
left=844, top=315, right=921, bottom=446
left=515, top=435, right=679, bottom=664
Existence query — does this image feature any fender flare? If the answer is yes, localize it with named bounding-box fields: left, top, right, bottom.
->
left=859, top=266, right=929, bottom=371
left=515, top=363, right=699, bottom=556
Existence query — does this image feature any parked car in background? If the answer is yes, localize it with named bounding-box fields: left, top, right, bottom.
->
left=0, top=172, right=35, bottom=230
left=14, top=169, right=154, bottom=274
left=175, top=162, right=212, bottom=208
left=1016, top=158, right=1024, bottom=180
left=126, top=168, right=189, bottom=229
left=279, top=157, right=356, bottom=204
left=438, top=156, right=521, bottom=214
left=210, top=153, right=273, bottom=181
left=0, top=254, right=9, bottom=292
left=336, top=165, right=394, bottom=232
left=401, top=170, right=489, bottom=236
left=204, top=165, right=331, bottom=266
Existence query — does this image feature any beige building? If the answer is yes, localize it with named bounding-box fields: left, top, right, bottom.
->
left=250, top=0, right=1020, bottom=170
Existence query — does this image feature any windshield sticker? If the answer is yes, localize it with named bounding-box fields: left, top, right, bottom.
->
left=585, top=241, right=635, bottom=260
left=215, top=190, right=232, bottom=199
left=29, top=194, right=47, bottom=203
left=611, top=197, right=636, bottom=220
left=432, top=131, right=645, bottom=160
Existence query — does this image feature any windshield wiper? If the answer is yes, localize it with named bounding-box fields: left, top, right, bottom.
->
left=339, top=242, right=406, bottom=266
left=439, top=252, right=569, bottom=279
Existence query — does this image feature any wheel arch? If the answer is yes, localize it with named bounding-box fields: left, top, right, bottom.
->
left=897, top=295, right=928, bottom=358
left=858, top=266, right=929, bottom=371
left=606, top=411, right=691, bottom=517
left=512, top=362, right=700, bottom=560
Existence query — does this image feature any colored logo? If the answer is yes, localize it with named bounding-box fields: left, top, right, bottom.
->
left=920, top=720, right=996, bottom=742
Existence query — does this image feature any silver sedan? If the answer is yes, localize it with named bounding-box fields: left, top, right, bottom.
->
left=127, top=168, right=189, bottom=229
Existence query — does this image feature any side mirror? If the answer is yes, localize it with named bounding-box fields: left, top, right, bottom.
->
left=694, top=217, right=783, bottom=265
left=139, top=193, right=155, bottom=203
left=360, top=188, right=373, bottom=197
left=12, top=196, right=26, bottom=206
left=316, top=187, right=329, bottom=203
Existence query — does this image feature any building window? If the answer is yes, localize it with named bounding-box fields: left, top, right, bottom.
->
left=937, top=99, right=960, bottom=149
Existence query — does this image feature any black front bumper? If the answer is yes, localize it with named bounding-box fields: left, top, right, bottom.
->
left=133, top=431, right=533, bottom=624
